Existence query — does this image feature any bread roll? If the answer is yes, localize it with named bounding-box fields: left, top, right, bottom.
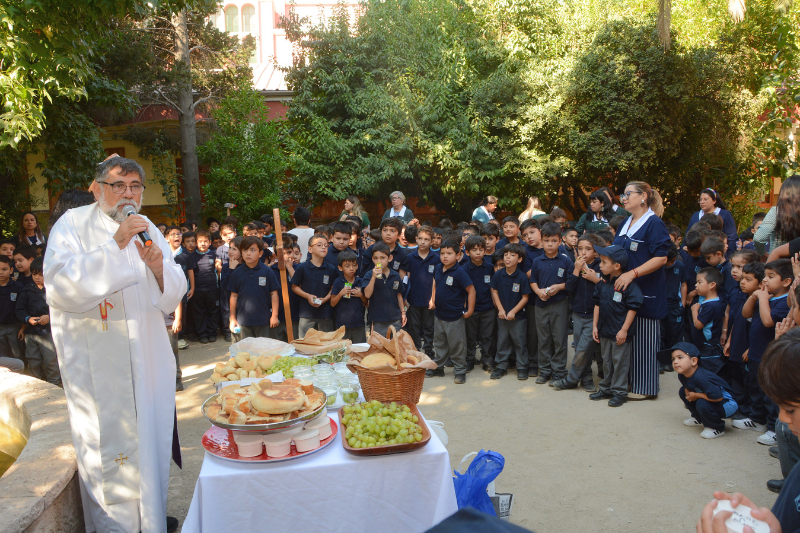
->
left=242, top=359, right=258, bottom=372
left=406, top=355, right=419, bottom=365
left=227, top=374, right=239, bottom=381
left=400, top=363, right=414, bottom=368
left=299, top=380, right=314, bottom=395
left=220, top=365, right=237, bottom=377
left=251, top=387, right=305, bottom=414
left=362, top=353, right=396, bottom=368
left=237, top=368, right=249, bottom=380
left=258, top=356, right=276, bottom=371
left=210, top=372, right=227, bottom=384
left=234, top=352, right=250, bottom=368
left=258, top=378, right=274, bottom=390
left=249, top=370, right=257, bottom=378
left=215, top=362, right=226, bottom=373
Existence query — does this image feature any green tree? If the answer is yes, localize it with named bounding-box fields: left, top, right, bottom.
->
left=198, top=89, right=287, bottom=224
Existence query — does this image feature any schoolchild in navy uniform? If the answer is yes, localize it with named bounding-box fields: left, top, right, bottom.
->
left=270, top=236, right=301, bottom=342
left=187, top=229, right=219, bottom=343
left=723, top=250, right=760, bottom=419
left=519, top=219, right=544, bottom=375
left=292, top=234, right=338, bottom=336
left=215, top=223, right=237, bottom=342
left=0, top=255, right=22, bottom=363
left=480, top=224, right=501, bottom=257
left=426, top=238, right=476, bottom=384
left=552, top=233, right=604, bottom=392
left=343, top=220, right=366, bottom=273
left=489, top=242, right=532, bottom=380
left=405, top=226, right=439, bottom=357
left=463, top=236, right=497, bottom=373
left=496, top=216, right=521, bottom=250
left=325, top=222, right=353, bottom=269
left=361, top=218, right=409, bottom=279
left=736, top=259, right=793, bottom=445
left=331, top=250, right=367, bottom=343
left=220, top=236, right=243, bottom=342
left=362, top=242, right=406, bottom=336
left=12, top=244, right=36, bottom=287
left=690, top=268, right=726, bottom=375
left=659, top=244, right=685, bottom=374
left=15, top=257, right=60, bottom=385
left=259, top=214, right=276, bottom=248
left=682, top=230, right=708, bottom=340
left=529, top=222, right=574, bottom=384
left=228, top=236, right=279, bottom=341
left=669, top=342, right=737, bottom=439
left=588, top=245, right=643, bottom=407
left=558, top=227, right=578, bottom=263
left=701, top=237, right=736, bottom=307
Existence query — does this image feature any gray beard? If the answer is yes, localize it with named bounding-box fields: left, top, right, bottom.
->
left=99, top=191, right=141, bottom=223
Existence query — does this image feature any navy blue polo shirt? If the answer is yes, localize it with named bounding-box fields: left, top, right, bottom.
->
left=496, top=237, right=521, bottom=250
left=748, top=294, right=790, bottom=362
left=678, top=367, right=737, bottom=417
left=529, top=253, right=574, bottom=308
left=566, top=258, right=601, bottom=317
left=683, top=254, right=708, bottom=296
left=558, top=244, right=576, bottom=264
left=716, top=261, right=736, bottom=306
left=227, top=262, right=279, bottom=327
left=17, top=273, right=33, bottom=287
left=433, top=264, right=473, bottom=322
left=263, top=234, right=276, bottom=247
left=291, top=260, right=338, bottom=320
left=523, top=245, right=545, bottom=275
left=406, top=249, right=440, bottom=308
left=727, top=289, right=750, bottom=363
left=360, top=242, right=409, bottom=278
left=270, top=264, right=301, bottom=323
left=259, top=247, right=274, bottom=264
left=188, top=248, right=218, bottom=291
left=592, top=276, right=644, bottom=341
left=324, top=245, right=351, bottom=269
left=220, top=263, right=234, bottom=293
left=665, top=260, right=685, bottom=310
left=490, top=267, right=532, bottom=320
left=465, top=258, right=495, bottom=312
left=770, top=452, right=800, bottom=531
left=0, top=280, right=22, bottom=325
left=361, top=269, right=403, bottom=323
left=331, top=276, right=365, bottom=328
left=692, top=296, right=724, bottom=348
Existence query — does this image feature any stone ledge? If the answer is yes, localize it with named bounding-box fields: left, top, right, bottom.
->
left=0, top=372, right=82, bottom=533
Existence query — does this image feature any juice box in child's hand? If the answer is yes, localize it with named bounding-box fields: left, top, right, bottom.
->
left=376, top=263, right=383, bottom=279
left=344, top=282, right=352, bottom=298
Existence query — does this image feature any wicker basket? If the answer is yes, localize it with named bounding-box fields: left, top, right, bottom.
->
left=353, top=365, right=426, bottom=404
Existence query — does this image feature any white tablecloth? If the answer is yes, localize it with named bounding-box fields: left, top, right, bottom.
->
left=182, top=412, right=458, bottom=532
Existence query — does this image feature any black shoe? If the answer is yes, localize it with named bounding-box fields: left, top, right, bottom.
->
left=608, top=395, right=627, bottom=407
left=582, top=382, right=598, bottom=393
left=770, top=446, right=780, bottom=459
left=590, top=391, right=612, bottom=401
left=224, top=334, right=232, bottom=342
left=482, top=363, right=491, bottom=372
left=528, top=368, right=539, bottom=377
left=551, top=379, right=576, bottom=391
left=209, top=336, right=217, bottom=343
left=767, top=479, right=784, bottom=494
left=534, top=374, right=551, bottom=385
left=187, top=334, right=199, bottom=342
left=465, top=363, right=475, bottom=373
left=175, top=380, right=184, bottom=392
left=200, top=337, right=209, bottom=344
left=425, top=368, right=445, bottom=378
left=517, top=369, right=529, bottom=380
left=490, top=368, right=507, bottom=380
left=454, top=374, right=466, bottom=384
left=167, top=516, right=179, bottom=533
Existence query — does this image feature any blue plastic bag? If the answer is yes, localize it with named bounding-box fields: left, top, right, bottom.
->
left=453, top=450, right=505, bottom=516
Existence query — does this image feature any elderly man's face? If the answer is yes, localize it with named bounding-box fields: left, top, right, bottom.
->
left=94, top=166, right=144, bottom=222
left=391, top=194, right=403, bottom=209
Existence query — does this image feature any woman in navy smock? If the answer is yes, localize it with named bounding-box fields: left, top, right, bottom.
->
left=613, top=181, right=671, bottom=398
left=685, top=188, right=738, bottom=255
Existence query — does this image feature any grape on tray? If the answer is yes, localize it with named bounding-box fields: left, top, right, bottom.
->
left=340, top=400, right=424, bottom=448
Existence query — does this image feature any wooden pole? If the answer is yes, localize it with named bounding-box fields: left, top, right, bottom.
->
left=273, top=208, right=294, bottom=343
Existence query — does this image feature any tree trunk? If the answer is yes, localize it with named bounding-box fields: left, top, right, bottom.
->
left=174, top=9, right=202, bottom=223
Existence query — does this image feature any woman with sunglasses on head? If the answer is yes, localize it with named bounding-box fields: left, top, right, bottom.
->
left=612, top=181, right=671, bottom=400
left=686, top=188, right=738, bottom=256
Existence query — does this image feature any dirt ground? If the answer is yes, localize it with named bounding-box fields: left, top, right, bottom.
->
left=169, top=339, right=780, bottom=532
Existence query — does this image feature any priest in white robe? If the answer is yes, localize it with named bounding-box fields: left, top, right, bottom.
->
left=44, top=156, right=186, bottom=533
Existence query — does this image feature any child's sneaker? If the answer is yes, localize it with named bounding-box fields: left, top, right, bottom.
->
left=700, top=428, right=725, bottom=439
left=490, top=368, right=507, bottom=380
left=683, top=417, right=703, bottom=427
left=732, top=418, right=768, bottom=432
left=758, top=430, right=778, bottom=446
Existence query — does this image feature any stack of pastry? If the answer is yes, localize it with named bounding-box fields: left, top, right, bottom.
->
left=204, top=378, right=326, bottom=426
left=209, top=351, right=277, bottom=384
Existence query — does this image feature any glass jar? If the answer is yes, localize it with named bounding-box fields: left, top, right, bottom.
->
left=321, top=386, right=339, bottom=406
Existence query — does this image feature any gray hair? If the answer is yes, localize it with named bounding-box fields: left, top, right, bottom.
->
left=95, top=156, right=145, bottom=183
left=390, top=191, right=405, bottom=201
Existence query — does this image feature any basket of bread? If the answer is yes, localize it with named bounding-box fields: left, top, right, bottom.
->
left=202, top=378, right=327, bottom=431
left=346, top=326, right=437, bottom=404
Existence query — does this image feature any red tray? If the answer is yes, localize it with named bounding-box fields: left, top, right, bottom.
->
left=337, top=401, right=431, bottom=456
left=202, top=418, right=338, bottom=463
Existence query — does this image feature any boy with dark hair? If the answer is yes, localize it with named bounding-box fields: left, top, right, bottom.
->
left=519, top=218, right=544, bottom=374
left=480, top=224, right=500, bottom=256
left=529, top=222, right=574, bottom=384
left=315, top=224, right=331, bottom=240
left=690, top=267, right=726, bottom=375
left=700, top=212, right=723, bottom=232
left=270, top=236, right=301, bottom=342
left=326, top=221, right=354, bottom=268
left=431, top=227, right=443, bottom=252
left=438, top=219, right=454, bottom=230
left=361, top=218, right=408, bottom=279
left=292, top=235, right=338, bottom=336
left=490, top=242, right=532, bottom=380
left=171, top=227, right=193, bottom=346
left=188, top=229, right=219, bottom=343
left=12, top=244, right=36, bottom=286
left=464, top=235, right=497, bottom=373
left=331, top=250, right=367, bottom=342
left=559, top=227, right=578, bottom=263
left=497, top=216, right=521, bottom=249
left=228, top=236, right=280, bottom=341
left=0, top=240, right=15, bottom=261
left=666, top=224, right=682, bottom=246
left=15, top=257, right=60, bottom=385
left=362, top=242, right=406, bottom=336
left=259, top=214, right=276, bottom=247
left=215, top=223, right=238, bottom=341
left=660, top=244, right=685, bottom=372
left=406, top=226, right=439, bottom=357
left=211, top=232, right=223, bottom=250
left=289, top=206, right=314, bottom=261
left=404, top=225, right=419, bottom=250
left=736, top=259, right=793, bottom=445
left=589, top=245, right=642, bottom=407
left=427, top=238, right=476, bottom=384
left=0, top=255, right=22, bottom=365
left=608, top=215, right=627, bottom=234
left=596, top=228, right=614, bottom=244
left=670, top=342, right=737, bottom=439
left=181, top=230, right=197, bottom=253
left=683, top=229, right=709, bottom=338
left=242, top=223, right=258, bottom=237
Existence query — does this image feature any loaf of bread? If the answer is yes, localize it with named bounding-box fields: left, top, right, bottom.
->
left=251, top=386, right=305, bottom=414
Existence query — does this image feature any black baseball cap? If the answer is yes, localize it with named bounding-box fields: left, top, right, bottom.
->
left=593, top=244, right=628, bottom=269
left=656, top=342, right=700, bottom=365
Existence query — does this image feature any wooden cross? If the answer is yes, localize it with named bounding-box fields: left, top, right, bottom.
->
left=115, top=452, right=129, bottom=466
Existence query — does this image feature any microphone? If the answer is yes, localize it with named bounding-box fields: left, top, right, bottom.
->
left=122, top=205, right=153, bottom=246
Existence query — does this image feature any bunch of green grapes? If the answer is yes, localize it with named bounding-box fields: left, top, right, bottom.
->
left=341, top=400, right=423, bottom=448
left=271, top=356, right=313, bottom=378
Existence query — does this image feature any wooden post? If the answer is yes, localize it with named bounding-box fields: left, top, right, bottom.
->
left=273, top=208, right=294, bottom=343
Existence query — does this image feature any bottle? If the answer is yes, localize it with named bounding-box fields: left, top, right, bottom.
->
left=376, top=263, right=383, bottom=279
left=233, top=325, right=241, bottom=334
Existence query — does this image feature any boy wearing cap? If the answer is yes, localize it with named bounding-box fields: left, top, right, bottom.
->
left=589, top=245, right=643, bottom=407
left=669, top=342, right=738, bottom=439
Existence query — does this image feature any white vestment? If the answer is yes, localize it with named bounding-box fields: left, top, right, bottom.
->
left=44, top=203, right=186, bottom=533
